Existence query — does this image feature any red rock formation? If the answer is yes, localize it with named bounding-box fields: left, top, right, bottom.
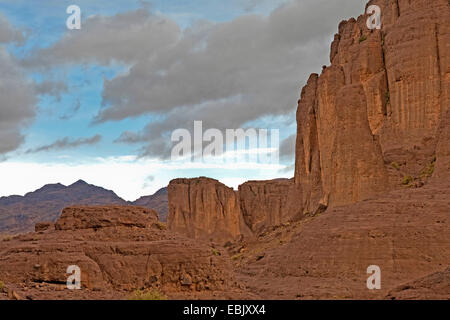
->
left=235, top=180, right=450, bottom=299
left=55, top=206, right=158, bottom=231
left=435, top=108, right=450, bottom=178
left=0, top=206, right=239, bottom=299
left=295, top=0, right=450, bottom=212
left=386, top=267, right=450, bottom=300
left=168, top=178, right=303, bottom=241
left=238, top=179, right=301, bottom=233
left=167, top=178, right=249, bottom=241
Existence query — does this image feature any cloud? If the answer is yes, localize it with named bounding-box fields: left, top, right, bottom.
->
left=26, top=0, right=365, bottom=159
left=0, top=155, right=290, bottom=201
left=142, top=174, right=155, bottom=188
left=278, top=163, right=295, bottom=174
left=279, top=134, right=296, bottom=160
left=25, top=9, right=180, bottom=67
left=0, top=14, right=25, bottom=44
left=35, top=80, right=68, bottom=100
left=25, top=134, right=102, bottom=154
left=0, top=47, right=36, bottom=155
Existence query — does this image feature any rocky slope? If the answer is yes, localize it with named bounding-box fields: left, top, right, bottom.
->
left=229, top=180, right=449, bottom=299
left=0, top=206, right=244, bottom=300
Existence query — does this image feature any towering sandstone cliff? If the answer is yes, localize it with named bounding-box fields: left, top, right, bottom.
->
left=296, top=0, right=450, bottom=213
left=168, top=0, right=450, bottom=241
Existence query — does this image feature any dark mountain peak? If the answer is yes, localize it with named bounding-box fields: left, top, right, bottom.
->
left=29, top=183, right=67, bottom=195
left=0, top=180, right=127, bottom=234
left=153, top=187, right=168, bottom=196
left=69, top=179, right=89, bottom=187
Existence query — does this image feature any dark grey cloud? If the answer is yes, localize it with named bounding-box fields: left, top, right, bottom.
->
left=0, top=14, right=25, bottom=44
left=0, top=47, right=36, bottom=155
left=27, top=0, right=365, bottom=159
left=25, top=135, right=102, bottom=154
left=25, top=9, right=180, bottom=67
left=279, top=134, right=296, bottom=160
left=35, top=80, right=68, bottom=100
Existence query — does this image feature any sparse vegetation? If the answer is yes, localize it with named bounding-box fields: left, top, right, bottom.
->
left=385, top=91, right=390, bottom=104
left=420, top=156, right=436, bottom=179
left=402, top=175, right=413, bottom=186
left=359, top=34, right=367, bottom=43
left=391, top=161, right=401, bottom=170
left=211, top=248, right=221, bottom=256
left=0, top=280, right=4, bottom=290
left=153, top=222, right=167, bottom=230
left=128, top=289, right=167, bottom=300
left=231, top=253, right=242, bottom=261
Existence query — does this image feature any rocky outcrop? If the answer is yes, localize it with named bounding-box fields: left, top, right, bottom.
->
left=238, top=179, right=301, bottom=233
left=295, top=0, right=450, bottom=213
left=168, top=178, right=303, bottom=241
left=167, top=178, right=249, bottom=241
left=55, top=206, right=158, bottom=231
left=0, top=206, right=239, bottom=299
left=435, top=108, right=450, bottom=178
left=386, top=267, right=450, bottom=300
left=235, top=180, right=450, bottom=299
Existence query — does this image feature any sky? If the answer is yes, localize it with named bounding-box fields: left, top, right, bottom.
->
left=0, top=0, right=365, bottom=201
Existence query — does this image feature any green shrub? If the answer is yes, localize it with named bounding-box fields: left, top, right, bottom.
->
left=128, top=289, right=167, bottom=300
left=420, top=157, right=436, bottom=178
left=153, top=222, right=167, bottom=230
left=385, top=91, right=390, bottom=104
left=402, top=175, right=413, bottom=185
left=231, top=253, right=242, bottom=261
left=391, top=162, right=400, bottom=170
left=0, top=280, right=4, bottom=290
left=211, top=248, right=221, bottom=256
left=359, top=34, right=367, bottom=43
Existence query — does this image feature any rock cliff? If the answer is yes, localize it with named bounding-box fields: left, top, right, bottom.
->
left=295, top=0, right=450, bottom=213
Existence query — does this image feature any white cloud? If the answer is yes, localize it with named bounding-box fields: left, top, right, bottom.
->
left=0, top=155, right=289, bottom=201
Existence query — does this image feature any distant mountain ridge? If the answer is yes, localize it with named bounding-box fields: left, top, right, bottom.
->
left=132, top=187, right=168, bottom=222
left=0, top=180, right=168, bottom=234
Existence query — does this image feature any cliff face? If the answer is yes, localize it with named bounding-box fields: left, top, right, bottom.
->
left=167, top=0, right=450, bottom=242
left=238, top=179, right=301, bottom=233
left=167, top=178, right=249, bottom=241
left=295, top=0, right=450, bottom=213
left=168, top=178, right=301, bottom=241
